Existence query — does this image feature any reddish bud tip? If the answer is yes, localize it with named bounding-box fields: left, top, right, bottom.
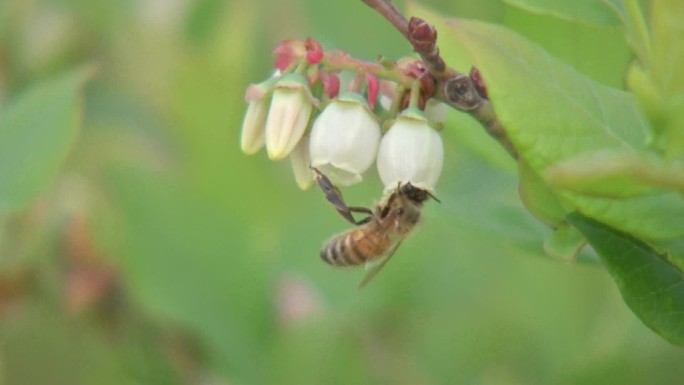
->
left=408, top=17, right=437, bottom=42
left=273, top=40, right=305, bottom=71
left=321, top=72, right=340, bottom=99
left=305, top=38, right=324, bottom=65
left=408, top=17, right=437, bottom=52
left=366, top=73, right=379, bottom=110
left=470, top=67, right=488, bottom=99
left=419, top=73, right=436, bottom=100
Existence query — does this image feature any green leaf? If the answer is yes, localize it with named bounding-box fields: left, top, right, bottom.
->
left=543, top=223, right=587, bottom=263
left=504, top=6, right=630, bottom=88
left=566, top=192, right=684, bottom=239
left=518, top=158, right=567, bottom=227
left=567, top=212, right=684, bottom=346
left=447, top=19, right=650, bottom=169
left=652, top=238, right=684, bottom=273
left=0, top=66, right=93, bottom=212
left=545, top=149, right=684, bottom=197
left=502, top=0, right=621, bottom=26
left=617, top=0, right=653, bottom=70
left=647, top=0, right=684, bottom=157
left=447, top=19, right=684, bottom=240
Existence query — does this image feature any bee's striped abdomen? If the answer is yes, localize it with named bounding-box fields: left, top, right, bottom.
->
left=320, top=227, right=392, bottom=266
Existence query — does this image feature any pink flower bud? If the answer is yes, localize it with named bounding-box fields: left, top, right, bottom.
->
left=321, top=72, right=340, bottom=99
left=305, top=38, right=324, bottom=65
left=366, top=73, right=379, bottom=110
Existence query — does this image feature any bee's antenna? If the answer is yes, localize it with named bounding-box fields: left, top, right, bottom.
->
left=426, top=190, right=441, bottom=203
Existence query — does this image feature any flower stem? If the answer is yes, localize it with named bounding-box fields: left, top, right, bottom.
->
left=408, top=80, right=421, bottom=109
left=388, top=84, right=407, bottom=118
left=295, top=60, right=309, bottom=75
left=320, top=51, right=413, bottom=87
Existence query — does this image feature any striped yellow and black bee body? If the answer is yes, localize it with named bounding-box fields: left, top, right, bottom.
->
left=320, top=183, right=427, bottom=266
left=311, top=167, right=437, bottom=287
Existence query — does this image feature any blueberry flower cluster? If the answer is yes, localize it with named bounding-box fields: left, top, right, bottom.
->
left=240, top=38, right=444, bottom=194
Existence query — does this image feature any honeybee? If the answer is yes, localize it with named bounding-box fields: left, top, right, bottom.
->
left=312, top=167, right=438, bottom=287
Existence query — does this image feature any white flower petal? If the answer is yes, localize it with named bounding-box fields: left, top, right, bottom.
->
left=290, top=135, right=314, bottom=190
left=240, top=98, right=268, bottom=154
left=377, top=111, right=444, bottom=193
left=265, top=75, right=314, bottom=161
left=309, top=94, right=381, bottom=186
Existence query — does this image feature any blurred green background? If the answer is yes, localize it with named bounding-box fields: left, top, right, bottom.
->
left=1, top=0, right=683, bottom=384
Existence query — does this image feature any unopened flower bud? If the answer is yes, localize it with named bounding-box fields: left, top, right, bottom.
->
left=240, top=75, right=279, bottom=155
left=376, top=108, right=443, bottom=193
left=265, top=73, right=316, bottom=161
left=240, top=97, right=269, bottom=155
left=290, top=134, right=314, bottom=190
left=309, top=93, right=381, bottom=186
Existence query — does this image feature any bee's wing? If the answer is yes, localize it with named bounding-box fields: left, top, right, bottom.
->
left=358, top=240, right=403, bottom=289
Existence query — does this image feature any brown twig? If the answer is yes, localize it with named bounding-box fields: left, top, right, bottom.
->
left=361, top=0, right=518, bottom=159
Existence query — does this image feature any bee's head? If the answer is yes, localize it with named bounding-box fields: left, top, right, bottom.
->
left=397, top=182, right=440, bottom=205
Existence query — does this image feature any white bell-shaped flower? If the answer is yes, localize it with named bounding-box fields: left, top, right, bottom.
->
left=290, top=134, right=314, bottom=190
left=265, top=73, right=316, bottom=161
left=377, top=108, right=444, bottom=193
left=309, top=93, right=381, bottom=186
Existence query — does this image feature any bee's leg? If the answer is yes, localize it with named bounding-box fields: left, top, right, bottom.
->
left=312, top=166, right=372, bottom=225
left=348, top=206, right=374, bottom=225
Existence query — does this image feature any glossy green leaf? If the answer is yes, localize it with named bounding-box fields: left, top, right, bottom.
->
left=447, top=19, right=684, bottom=239
left=502, top=0, right=621, bottom=26
left=0, top=66, right=93, bottom=212
left=546, top=149, right=684, bottom=197
left=568, top=212, right=684, bottom=345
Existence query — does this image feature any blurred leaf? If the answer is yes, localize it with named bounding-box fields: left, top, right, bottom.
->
left=438, top=146, right=550, bottom=258
left=568, top=212, right=684, bottom=346
left=504, top=6, right=630, bottom=88
left=546, top=149, right=684, bottom=197
left=106, top=169, right=272, bottom=384
left=502, top=0, right=621, bottom=25
left=1, top=304, right=81, bottom=385
left=646, top=0, right=684, bottom=157
left=518, top=158, right=566, bottom=227
left=615, top=0, right=652, bottom=72
left=0, top=66, right=93, bottom=212
left=185, top=0, right=225, bottom=43
left=446, top=19, right=684, bottom=240
left=543, top=223, right=587, bottom=263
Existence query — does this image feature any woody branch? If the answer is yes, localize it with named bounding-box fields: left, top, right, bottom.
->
left=360, top=0, right=518, bottom=158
